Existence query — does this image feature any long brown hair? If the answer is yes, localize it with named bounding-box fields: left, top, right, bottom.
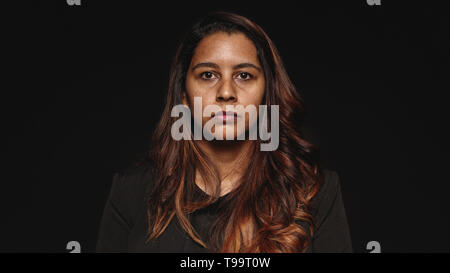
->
left=144, top=11, right=323, bottom=253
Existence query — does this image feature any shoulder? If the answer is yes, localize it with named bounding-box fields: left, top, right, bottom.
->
left=112, top=160, right=156, bottom=195
left=107, top=160, right=157, bottom=219
left=309, top=169, right=343, bottom=228
left=308, top=169, right=353, bottom=252
left=314, top=169, right=341, bottom=202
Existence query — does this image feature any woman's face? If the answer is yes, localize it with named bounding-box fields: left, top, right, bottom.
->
left=183, top=32, right=266, bottom=140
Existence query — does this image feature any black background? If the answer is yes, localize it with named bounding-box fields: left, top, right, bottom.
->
left=2, top=0, right=449, bottom=252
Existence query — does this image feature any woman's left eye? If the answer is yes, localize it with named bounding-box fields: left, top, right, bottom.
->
left=236, top=72, right=253, bottom=80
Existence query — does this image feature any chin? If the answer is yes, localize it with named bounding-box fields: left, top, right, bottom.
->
left=211, top=126, right=246, bottom=141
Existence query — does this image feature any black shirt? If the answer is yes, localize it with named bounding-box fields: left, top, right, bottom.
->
left=96, top=162, right=353, bottom=253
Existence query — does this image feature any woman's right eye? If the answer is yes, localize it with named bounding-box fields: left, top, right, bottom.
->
left=200, top=71, right=216, bottom=80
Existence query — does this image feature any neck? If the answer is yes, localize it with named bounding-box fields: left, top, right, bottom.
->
left=195, top=139, right=253, bottom=196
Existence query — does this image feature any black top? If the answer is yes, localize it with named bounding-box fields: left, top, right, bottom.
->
left=96, top=162, right=353, bottom=253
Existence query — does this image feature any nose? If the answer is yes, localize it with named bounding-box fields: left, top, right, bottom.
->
left=216, top=78, right=237, bottom=103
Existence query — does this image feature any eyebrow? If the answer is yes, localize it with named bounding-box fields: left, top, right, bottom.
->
left=191, top=62, right=261, bottom=72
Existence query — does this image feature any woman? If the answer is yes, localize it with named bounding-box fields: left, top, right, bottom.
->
left=96, top=11, right=352, bottom=253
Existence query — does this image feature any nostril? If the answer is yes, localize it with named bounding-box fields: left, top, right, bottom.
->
left=217, top=96, right=236, bottom=102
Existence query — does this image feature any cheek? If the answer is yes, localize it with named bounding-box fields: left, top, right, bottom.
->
left=184, top=77, right=197, bottom=102
left=256, top=79, right=266, bottom=103
left=244, top=81, right=265, bottom=106
left=184, top=91, right=216, bottom=126
left=186, top=76, right=215, bottom=100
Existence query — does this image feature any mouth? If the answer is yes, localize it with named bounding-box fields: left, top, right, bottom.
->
left=213, top=111, right=239, bottom=122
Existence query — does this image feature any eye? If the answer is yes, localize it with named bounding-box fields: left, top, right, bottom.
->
left=200, top=71, right=216, bottom=80
left=236, top=72, right=253, bottom=80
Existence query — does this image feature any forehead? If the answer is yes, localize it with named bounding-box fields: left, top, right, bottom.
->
left=190, top=32, right=259, bottom=66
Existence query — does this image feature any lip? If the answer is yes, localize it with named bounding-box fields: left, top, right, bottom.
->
left=213, top=111, right=239, bottom=122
